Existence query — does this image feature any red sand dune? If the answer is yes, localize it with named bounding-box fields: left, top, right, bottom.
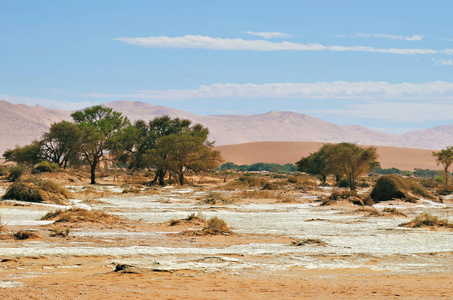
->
left=216, top=141, right=438, bottom=171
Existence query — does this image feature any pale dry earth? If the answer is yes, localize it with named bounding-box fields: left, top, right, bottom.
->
left=0, top=173, right=452, bottom=299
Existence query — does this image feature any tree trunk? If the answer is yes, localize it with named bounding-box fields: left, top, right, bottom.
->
left=158, top=170, right=166, bottom=186
left=90, top=162, right=97, bottom=184
left=445, top=166, right=449, bottom=186
left=179, top=171, right=184, bottom=186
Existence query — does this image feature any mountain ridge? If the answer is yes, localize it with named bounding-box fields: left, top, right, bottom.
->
left=0, top=99, right=451, bottom=154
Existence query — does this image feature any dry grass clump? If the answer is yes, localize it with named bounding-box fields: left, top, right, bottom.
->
left=371, top=175, right=434, bottom=203
left=237, top=189, right=274, bottom=199
left=0, top=216, right=4, bottom=232
left=41, top=208, right=122, bottom=224
left=292, top=238, right=327, bottom=246
left=32, top=161, right=60, bottom=174
left=353, top=207, right=382, bottom=216
left=382, top=207, right=407, bottom=217
left=200, top=192, right=232, bottom=205
left=13, top=230, right=38, bottom=240
left=437, top=185, right=453, bottom=196
left=2, top=179, right=70, bottom=205
left=203, top=217, right=232, bottom=235
left=321, top=190, right=374, bottom=206
left=353, top=207, right=407, bottom=217
left=399, top=213, right=453, bottom=229
left=122, top=186, right=142, bottom=194
left=275, top=194, right=299, bottom=203
left=50, top=227, right=71, bottom=237
left=169, top=213, right=206, bottom=226
left=7, top=166, right=26, bottom=182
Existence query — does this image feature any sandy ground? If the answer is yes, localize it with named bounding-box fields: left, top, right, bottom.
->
left=216, top=141, right=438, bottom=170
left=1, top=256, right=453, bottom=299
left=0, top=173, right=452, bottom=299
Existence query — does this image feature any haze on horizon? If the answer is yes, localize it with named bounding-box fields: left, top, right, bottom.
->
left=1, top=1, right=453, bottom=134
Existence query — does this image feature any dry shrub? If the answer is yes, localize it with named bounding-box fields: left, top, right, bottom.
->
left=371, top=175, right=434, bottom=203
left=169, top=213, right=206, bottom=226
left=354, top=207, right=382, bottom=216
left=262, top=181, right=280, bottom=190
left=353, top=206, right=406, bottom=217
left=13, top=230, right=38, bottom=240
left=2, top=179, right=70, bottom=205
left=292, top=238, right=327, bottom=246
left=7, top=166, right=26, bottom=182
left=437, top=185, right=453, bottom=196
left=203, top=216, right=232, bottom=235
left=50, top=227, right=71, bottom=237
left=122, top=186, right=142, bottom=194
left=382, top=207, right=407, bottom=217
left=275, top=194, right=299, bottom=203
left=237, top=189, right=274, bottom=199
left=41, top=208, right=122, bottom=224
left=200, top=192, right=232, bottom=205
left=32, top=161, right=60, bottom=174
left=399, top=213, right=453, bottom=229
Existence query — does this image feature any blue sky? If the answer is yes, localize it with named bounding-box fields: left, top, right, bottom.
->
left=1, top=0, right=453, bottom=133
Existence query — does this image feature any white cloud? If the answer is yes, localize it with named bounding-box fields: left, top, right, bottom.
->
left=114, top=35, right=441, bottom=55
left=313, top=102, right=453, bottom=122
left=243, top=31, right=292, bottom=39
left=440, top=59, right=453, bottom=66
left=89, top=81, right=453, bottom=101
left=356, top=33, right=424, bottom=41
left=0, top=95, right=98, bottom=111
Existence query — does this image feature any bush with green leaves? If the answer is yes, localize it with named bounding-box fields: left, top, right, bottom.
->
left=7, top=166, right=26, bottom=182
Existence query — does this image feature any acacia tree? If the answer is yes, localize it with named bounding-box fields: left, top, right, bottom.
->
left=158, top=131, right=223, bottom=185
left=326, top=143, right=379, bottom=191
left=41, top=121, right=82, bottom=169
left=71, top=105, right=129, bottom=184
left=3, top=140, right=43, bottom=166
left=432, top=146, right=453, bottom=186
left=111, top=116, right=222, bottom=186
left=296, top=145, right=330, bottom=185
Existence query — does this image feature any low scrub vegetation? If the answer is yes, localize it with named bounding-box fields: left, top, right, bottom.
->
left=41, top=208, right=122, bottom=224
left=399, top=213, right=453, bottom=229
left=7, top=166, right=26, bottom=182
left=2, top=179, right=70, bottom=205
left=169, top=213, right=206, bottom=226
left=32, top=161, right=60, bottom=173
left=203, top=216, right=232, bottom=235
left=292, top=238, right=327, bottom=246
left=353, top=207, right=407, bottom=217
left=321, top=190, right=374, bottom=206
left=13, top=230, right=38, bottom=240
left=50, top=227, right=71, bottom=237
left=370, top=175, right=434, bottom=203
left=200, top=192, right=232, bottom=205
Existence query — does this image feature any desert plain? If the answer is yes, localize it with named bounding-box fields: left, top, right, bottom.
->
left=0, top=161, right=452, bottom=300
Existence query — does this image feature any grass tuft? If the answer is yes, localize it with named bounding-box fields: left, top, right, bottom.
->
left=41, top=208, right=122, bottom=224
left=13, top=230, right=38, bottom=240
left=203, top=217, right=232, bottom=235
left=399, top=213, right=453, bottom=229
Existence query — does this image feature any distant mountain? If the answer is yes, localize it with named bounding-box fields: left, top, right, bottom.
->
left=0, top=99, right=452, bottom=155
left=0, top=100, right=71, bottom=153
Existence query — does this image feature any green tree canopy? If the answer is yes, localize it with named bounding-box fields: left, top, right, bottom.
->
left=3, top=140, right=43, bottom=166
left=296, top=145, right=331, bottom=184
left=432, top=146, right=453, bottom=186
left=325, top=143, right=379, bottom=191
left=41, top=121, right=82, bottom=169
left=71, top=105, right=129, bottom=184
left=111, top=115, right=222, bottom=186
